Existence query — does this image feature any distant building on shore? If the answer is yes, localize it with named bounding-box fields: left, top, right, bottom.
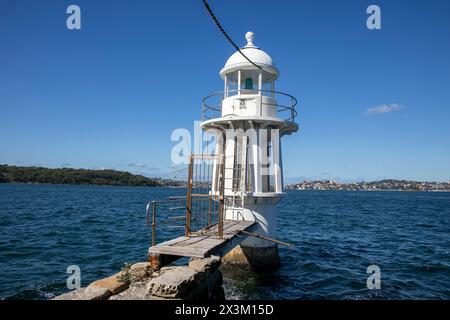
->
left=286, top=179, right=450, bottom=192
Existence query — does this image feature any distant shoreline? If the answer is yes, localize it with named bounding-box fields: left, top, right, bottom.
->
left=0, top=164, right=185, bottom=188
left=1, top=182, right=448, bottom=193
left=287, top=188, right=449, bottom=193
left=2, top=164, right=449, bottom=192
left=0, top=181, right=186, bottom=188
left=0, top=182, right=450, bottom=193
left=286, top=179, right=450, bottom=193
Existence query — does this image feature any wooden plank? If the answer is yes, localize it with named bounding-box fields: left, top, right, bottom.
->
left=207, top=220, right=251, bottom=234
left=150, top=237, right=225, bottom=258
left=150, top=246, right=207, bottom=258
left=205, top=222, right=257, bottom=257
left=148, top=220, right=257, bottom=258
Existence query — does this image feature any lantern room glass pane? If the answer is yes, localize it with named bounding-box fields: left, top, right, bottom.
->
left=226, top=71, right=238, bottom=96
left=262, top=72, right=274, bottom=97
left=244, top=77, right=253, bottom=90
left=225, top=70, right=275, bottom=97
left=240, top=69, right=258, bottom=94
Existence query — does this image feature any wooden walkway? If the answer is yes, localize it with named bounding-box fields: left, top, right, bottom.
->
left=148, top=220, right=256, bottom=259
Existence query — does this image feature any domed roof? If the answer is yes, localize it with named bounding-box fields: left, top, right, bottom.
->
left=220, top=32, right=279, bottom=79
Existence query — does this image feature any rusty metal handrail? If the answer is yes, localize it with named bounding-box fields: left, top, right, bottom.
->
left=146, top=197, right=187, bottom=247
left=201, top=89, right=298, bottom=122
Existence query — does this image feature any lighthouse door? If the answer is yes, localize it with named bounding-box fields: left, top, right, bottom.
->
left=186, top=154, right=225, bottom=238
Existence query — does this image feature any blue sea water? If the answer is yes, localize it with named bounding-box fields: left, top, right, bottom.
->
left=0, top=183, right=449, bottom=300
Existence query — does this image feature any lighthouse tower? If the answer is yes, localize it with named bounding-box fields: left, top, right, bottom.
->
left=201, top=32, right=298, bottom=271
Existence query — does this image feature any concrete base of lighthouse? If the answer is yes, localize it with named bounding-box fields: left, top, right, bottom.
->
left=222, top=200, right=281, bottom=272
left=222, top=244, right=280, bottom=272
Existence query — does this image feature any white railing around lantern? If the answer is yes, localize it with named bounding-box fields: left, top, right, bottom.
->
left=201, top=89, right=298, bottom=123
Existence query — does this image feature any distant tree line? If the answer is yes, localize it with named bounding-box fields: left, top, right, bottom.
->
left=0, top=164, right=173, bottom=187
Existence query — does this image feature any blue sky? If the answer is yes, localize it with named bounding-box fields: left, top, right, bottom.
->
left=1, top=0, right=449, bottom=182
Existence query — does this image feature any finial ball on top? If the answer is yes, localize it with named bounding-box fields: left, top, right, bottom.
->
left=245, top=31, right=254, bottom=46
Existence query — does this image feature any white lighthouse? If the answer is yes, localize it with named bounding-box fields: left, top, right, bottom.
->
left=201, top=32, right=298, bottom=271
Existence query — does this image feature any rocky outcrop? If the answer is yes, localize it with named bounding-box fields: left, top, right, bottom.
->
left=53, top=257, right=224, bottom=301
left=147, top=266, right=198, bottom=298
left=117, top=262, right=153, bottom=284
left=189, top=256, right=221, bottom=272
left=53, top=286, right=112, bottom=300
left=53, top=262, right=152, bottom=300
left=124, top=256, right=224, bottom=300
left=109, top=281, right=149, bottom=300
left=109, top=266, right=177, bottom=300
left=88, top=272, right=128, bottom=295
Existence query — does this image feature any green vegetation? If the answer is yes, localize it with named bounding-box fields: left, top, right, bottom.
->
left=117, top=263, right=134, bottom=284
left=0, top=164, right=183, bottom=187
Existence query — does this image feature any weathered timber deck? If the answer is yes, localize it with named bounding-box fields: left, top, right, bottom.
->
left=148, top=220, right=256, bottom=259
